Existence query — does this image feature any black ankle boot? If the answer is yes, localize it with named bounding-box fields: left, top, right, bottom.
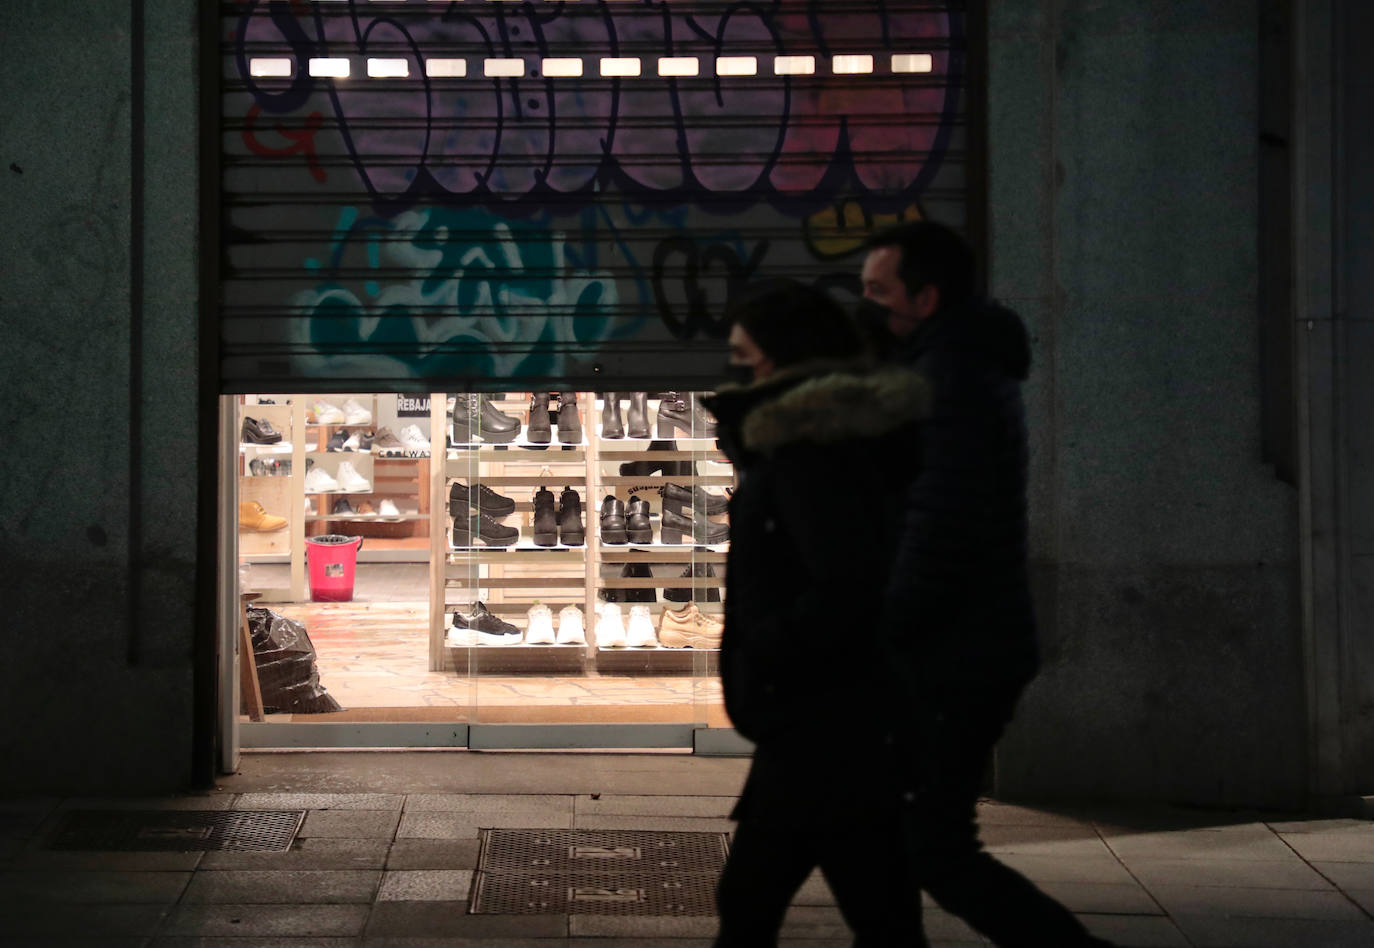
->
left=661, top=507, right=729, bottom=545
left=527, top=393, right=551, bottom=444
left=557, top=392, right=582, bottom=443
left=626, top=392, right=650, bottom=438
left=626, top=497, right=653, bottom=543
left=656, top=392, right=716, bottom=438
left=600, top=393, right=624, bottom=438
left=559, top=486, right=585, bottom=546
left=532, top=487, right=557, bottom=546
left=480, top=396, right=520, bottom=442
left=600, top=495, right=627, bottom=544
left=663, top=483, right=729, bottom=515
left=664, top=562, right=721, bottom=602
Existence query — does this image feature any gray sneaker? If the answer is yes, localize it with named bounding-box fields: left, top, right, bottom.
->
left=372, top=426, right=405, bottom=457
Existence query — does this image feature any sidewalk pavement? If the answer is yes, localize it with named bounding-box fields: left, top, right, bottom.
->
left=0, top=751, right=1371, bottom=947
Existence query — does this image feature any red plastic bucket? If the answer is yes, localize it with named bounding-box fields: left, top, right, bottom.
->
left=305, top=534, right=363, bottom=602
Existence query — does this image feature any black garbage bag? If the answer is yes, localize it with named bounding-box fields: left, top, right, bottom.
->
left=246, top=606, right=343, bottom=714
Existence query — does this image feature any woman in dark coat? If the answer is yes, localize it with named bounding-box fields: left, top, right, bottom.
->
left=703, top=279, right=931, bottom=946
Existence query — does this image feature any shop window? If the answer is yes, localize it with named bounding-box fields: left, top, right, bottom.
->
left=309, top=58, right=350, bottom=79
left=892, top=53, right=935, bottom=74
left=774, top=55, right=816, bottom=76
left=542, top=58, right=583, bottom=78
left=658, top=56, right=700, bottom=77
left=426, top=58, right=466, bottom=78
left=832, top=54, right=874, bottom=75
left=600, top=57, right=641, bottom=78
left=483, top=58, right=525, bottom=78
left=249, top=58, right=293, bottom=78
left=715, top=56, right=757, bottom=77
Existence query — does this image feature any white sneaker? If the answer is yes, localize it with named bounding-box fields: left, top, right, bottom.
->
left=377, top=498, right=401, bottom=520
left=526, top=604, right=556, bottom=644
left=314, top=399, right=345, bottom=424
left=304, top=467, right=340, bottom=492
left=595, top=603, right=626, bottom=647
left=336, top=461, right=371, bottom=492
left=304, top=496, right=315, bottom=516
left=399, top=424, right=431, bottom=457
left=626, top=605, right=658, bottom=647
left=446, top=621, right=479, bottom=647
left=343, top=398, right=372, bottom=426
left=556, top=605, right=587, bottom=645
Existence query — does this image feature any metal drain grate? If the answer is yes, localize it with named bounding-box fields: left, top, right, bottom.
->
left=45, top=810, right=305, bottom=853
left=471, top=829, right=729, bottom=916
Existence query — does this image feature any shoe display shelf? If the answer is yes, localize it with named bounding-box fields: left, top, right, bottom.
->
left=431, top=393, right=593, bottom=673
left=426, top=391, right=731, bottom=677
left=238, top=401, right=298, bottom=561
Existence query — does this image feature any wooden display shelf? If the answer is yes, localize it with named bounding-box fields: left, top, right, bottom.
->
left=448, top=548, right=586, bottom=561
left=446, top=447, right=587, bottom=464
left=443, top=475, right=589, bottom=487
left=600, top=576, right=724, bottom=590
left=444, top=644, right=588, bottom=674
left=596, top=448, right=727, bottom=462
left=445, top=576, right=586, bottom=589
left=598, top=549, right=728, bottom=563
left=594, top=647, right=720, bottom=675
left=601, top=475, right=734, bottom=488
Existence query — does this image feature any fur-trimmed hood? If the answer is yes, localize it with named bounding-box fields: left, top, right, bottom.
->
left=706, top=362, right=930, bottom=456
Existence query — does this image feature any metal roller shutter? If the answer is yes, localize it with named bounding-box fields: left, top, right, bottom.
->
left=219, top=0, right=972, bottom=392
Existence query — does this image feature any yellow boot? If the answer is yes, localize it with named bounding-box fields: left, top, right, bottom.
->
left=239, top=500, right=287, bottom=532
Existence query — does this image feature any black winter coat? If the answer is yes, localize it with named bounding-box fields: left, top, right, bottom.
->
left=705, top=364, right=929, bottom=754
left=883, top=298, right=1040, bottom=692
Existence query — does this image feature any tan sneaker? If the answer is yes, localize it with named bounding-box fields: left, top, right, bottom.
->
left=657, top=602, right=723, bottom=649
left=239, top=500, right=287, bottom=532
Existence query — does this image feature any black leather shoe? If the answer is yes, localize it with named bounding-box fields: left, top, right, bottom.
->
left=559, top=487, right=585, bottom=546
left=527, top=393, right=552, bottom=444
left=664, top=562, right=722, bottom=602
left=600, top=393, right=624, bottom=438
left=452, top=601, right=521, bottom=641
left=557, top=392, right=582, bottom=443
left=452, top=395, right=520, bottom=443
left=661, top=507, right=729, bottom=545
left=532, top=487, right=557, bottom=546
left=602, top=562, right=657, bottom=603
left=626, top=392, right=650, bottom=438
left=452, top=512, right=519, bottom=547
left=242, top=416, right=283, bottom=444
left=663, top=483, right=729, bottom=514
left=600, top=495, right=627, bottom=544
left=626, top=498, right=653, bottom=543
left=449, top=481, right=516, bottom=517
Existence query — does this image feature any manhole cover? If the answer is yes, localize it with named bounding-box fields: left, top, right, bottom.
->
left=471, top=829, right=729, bottom=916
left=45, top=810, right=305, bottom=852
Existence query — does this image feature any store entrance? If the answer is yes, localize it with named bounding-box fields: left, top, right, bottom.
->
left=223, top=391, right=734, bottom=750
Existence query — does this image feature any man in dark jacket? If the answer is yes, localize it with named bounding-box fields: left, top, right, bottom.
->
left=859, top=222, right=1112, bottom=947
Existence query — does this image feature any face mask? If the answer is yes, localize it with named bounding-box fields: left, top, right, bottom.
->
left=723, top=361, right=757, bottom=387
left=854, top=297, right=897, bottom=350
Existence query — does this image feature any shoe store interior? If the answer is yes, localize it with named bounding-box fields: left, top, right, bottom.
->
left=232, top=391, right=730, bottom=733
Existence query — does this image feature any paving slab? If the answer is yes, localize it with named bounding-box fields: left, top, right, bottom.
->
left=385, top=838, right=482, bottom=870
left=54, top=796, right=235, bottom=812
left=1171, top=912, right=1374, bottom=947
left=1343, top=888, right=1374, bottom=915
left=365, top=901, right=567, bottom=938
left=0, top=902, right=170, bottom=937
left=975, top=803, right=1095, bottom=829
left=377, top=869, right=474, bottom=901
left=1103, top=824, right=1297, bottom=862
left=980, top=823, right=1116, bottom=857
left=362, top=940, right=571, bottom=948
left=0, top=869, right=191, bottom=903
left=198, top=836, right=389, bottom=870
left=158, top=903, right=370, bottom=937
left=153, top=939, right=357, bottom=947
left=403, top=794, right=571, bottom=813
left=1037, top=880, right=1163, bottom=915
left=398, top=810, right=572, bottom=839
left=11, top=850, right=204, bottom=871
left=568, top=914, right=718, bottom=937
left=235, top=793, right=405, bottom=811
left=793, top=869, right=837, bottom=905
left=300, top=809, right=401, bottom=839
left=1123, top=857, right=1334, bottom=890
left=1144, top=883, right=1367, bottom=920
left=180, top=869, right=381, bottom=903
left=571, top=815, right=737, bottom=832
left=1077, top=913, right=1190, bottom=947
left=0, top=939, right=149, bottom=948
left=573, top=795, right=737, bottom=819
left=1272, top=824, right=1374, bottom=862
left=995, top=850, right=1138, bottom=885
left=1310, top=860, right=1374, bottom=889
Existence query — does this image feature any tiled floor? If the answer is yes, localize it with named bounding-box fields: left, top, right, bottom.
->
left=2, top=753, right=1372, bottom=946
left=245, top=564, right=727, bottom=724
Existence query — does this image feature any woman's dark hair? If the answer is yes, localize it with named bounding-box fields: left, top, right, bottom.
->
left=726, top=278, right=865, bottom=369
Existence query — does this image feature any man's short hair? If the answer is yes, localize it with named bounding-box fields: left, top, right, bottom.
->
left=727, top=278, right=864, bottom=369
left=863, top=220, right=976, bottom=310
